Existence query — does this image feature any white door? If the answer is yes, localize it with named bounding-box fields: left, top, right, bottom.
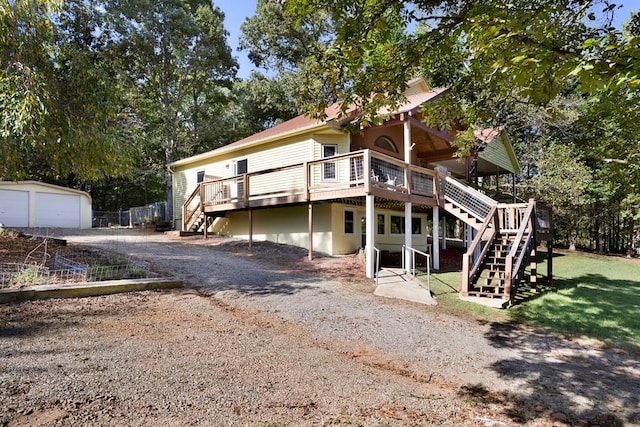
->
left=231, top=159, right=248, bottom=199
left=0, top=189, right=29, bottom=227
left=35, top=192, right=81, bottom=228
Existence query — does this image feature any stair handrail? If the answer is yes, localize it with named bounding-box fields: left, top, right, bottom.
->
left=505, top=200, right=536, bottom=298
left=462, top=204, right=499, bottom=294
left=402, top=245, right=431, bottom=295
left=182, top=183, right=203, bottom=231
left=373, top=246, right=381, bottom=286
left=442, top=175, right=497, bottom=221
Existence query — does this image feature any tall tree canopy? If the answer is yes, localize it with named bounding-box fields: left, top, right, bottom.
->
left=236, top=0, right=333, bottom=132
left=282, top=0, right=638, bottom=124
left=100, top=0, right=237, bottom=218
left=1, top=0, right=136, bottom=182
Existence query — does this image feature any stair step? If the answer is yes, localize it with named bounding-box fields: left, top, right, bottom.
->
left=465, top=290, right=508, bottom=299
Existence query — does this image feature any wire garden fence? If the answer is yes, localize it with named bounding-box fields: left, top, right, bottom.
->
left=0, top=252, right=155, bottom=289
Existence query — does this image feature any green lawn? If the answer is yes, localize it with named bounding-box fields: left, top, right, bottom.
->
left=427, top=251, right=640, bottom=351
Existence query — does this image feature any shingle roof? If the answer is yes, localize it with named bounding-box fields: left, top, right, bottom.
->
left=170, top=78, right=447, bottom=167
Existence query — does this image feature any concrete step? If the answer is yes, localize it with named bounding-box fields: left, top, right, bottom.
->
left=374, top=268, right=436, bottom=306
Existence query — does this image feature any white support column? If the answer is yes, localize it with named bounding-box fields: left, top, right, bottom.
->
left=308, top=203, right=313, bottom=261
left=405, top=203, right=412, bottom=272
left=366, top=195, right=375, bottom=279
left=432, top=206, right=440, bottom=270
left=403, top=114, right=412, bottom=272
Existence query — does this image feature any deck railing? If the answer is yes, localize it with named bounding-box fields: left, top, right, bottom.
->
left=504, top=200, right=537, bottom=299
left=402, top=245, right=431, bottom=295
left=182, top=149, right=440, bottom=231
left=441, top=176, right=496, bottom=221
left=183, top=185, right=204, bottom=232
left=461, top=205, right=499, bottom=293
left=497, top=203, right=529, bottom=233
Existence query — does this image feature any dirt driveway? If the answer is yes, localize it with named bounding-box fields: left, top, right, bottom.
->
left=1, top=228, right=638, bottom=426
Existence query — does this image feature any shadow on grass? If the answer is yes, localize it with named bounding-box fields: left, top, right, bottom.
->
left=512, top=273, right=640, bottom=350
left=464, top=253, right=640, bottom=425
left=480, top=320, right=639, bottom=426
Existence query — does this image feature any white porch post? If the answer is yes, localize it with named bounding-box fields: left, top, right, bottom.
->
left=308, top=203, right=313, bottom=261
left=432, top=206, right=440, bottom=270
left=405, top=203, right=412, bottom=272
left=366, top=195, right=375, bottom=279
left=403, top=116, right=412, bottom=272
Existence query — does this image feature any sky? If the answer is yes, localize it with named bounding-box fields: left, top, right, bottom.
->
left=215, top=0, right=640, bottom=80
left=215, top=0, right=258, bottom=79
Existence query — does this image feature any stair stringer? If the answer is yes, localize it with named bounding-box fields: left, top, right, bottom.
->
left=464, top=200, right=537, bottom=301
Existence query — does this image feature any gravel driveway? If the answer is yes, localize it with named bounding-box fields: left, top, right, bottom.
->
left=1, top=228, right=638, bottom=426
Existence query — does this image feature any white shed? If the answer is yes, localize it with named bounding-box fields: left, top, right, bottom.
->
left=0, top=181, right=93, bottom=229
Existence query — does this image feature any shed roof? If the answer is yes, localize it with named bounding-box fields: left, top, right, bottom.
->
left=0, top=181, right=92, bottom=203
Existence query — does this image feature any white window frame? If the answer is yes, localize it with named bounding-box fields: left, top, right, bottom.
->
left=231, top=158, right=248, bottom=198
left=322, top=144, right=338, bottom=181
left=343, top=209, right=355, bottom=235
left=376, top=213, right=386, bottom=235
left=390, top=214, right=405, bottom=236
left=231, top=158, right=248, bottom=176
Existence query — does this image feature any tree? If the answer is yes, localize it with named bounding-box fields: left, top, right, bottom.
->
left=1, top=0, right=136, bottom=182
left=239, top=0, right=331, bottom=73
left=569, top=91, right=640, bottom=253
left=281, top=0, right=638, bottom=124
left=236, top=0, right=332, bottom=133
left=102, top=0, right=237, bottom=221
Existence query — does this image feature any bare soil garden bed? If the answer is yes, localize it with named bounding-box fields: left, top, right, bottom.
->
left=0, top=230, right=155, bottom=289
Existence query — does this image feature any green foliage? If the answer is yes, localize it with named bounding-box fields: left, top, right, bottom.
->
left=1, top=0, right=138, bottom=181
left=282, top=0, right=637, bottom=124
left=10, top=265, right=49, bottom=288
left=511, top=253, right=640, bottom=351
left=231, top=73, right=301, bottom=133
left=239, top=0, right=331, bottom=72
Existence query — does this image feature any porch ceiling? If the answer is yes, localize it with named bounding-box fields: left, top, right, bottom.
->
left=335, top=197, right=434, bottom=213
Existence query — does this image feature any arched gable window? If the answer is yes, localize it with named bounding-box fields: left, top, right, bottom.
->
left=374, top=136, right=398, bottom=153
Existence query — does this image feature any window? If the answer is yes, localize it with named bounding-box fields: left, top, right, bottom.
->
left=377, top=214, right=385, bottom=235
left=232, top=158, right=248, bottom=175
left=344, top=210, right=354, bottom=234
left=390, top=215, right=405, bottom=235
left=412, top=217, right=422, bottom=235
left=196, top=170, right=205, bottom=183
left=322, top=144, right=338, bottom=180
left=374, top=136, right=398, bottom=153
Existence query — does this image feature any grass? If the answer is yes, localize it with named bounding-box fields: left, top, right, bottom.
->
left=426, top=251, right=640, bottom=351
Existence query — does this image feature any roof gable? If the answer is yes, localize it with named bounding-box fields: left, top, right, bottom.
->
left=170, top=77, right=447, bottom=167
left=475, top=127, right=520, bottom=174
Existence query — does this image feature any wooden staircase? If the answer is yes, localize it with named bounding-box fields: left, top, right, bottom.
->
left=441, top=175, right=550, bottom=303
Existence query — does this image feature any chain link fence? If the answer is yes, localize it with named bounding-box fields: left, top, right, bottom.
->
left=92, top=202, right=167, bottom=228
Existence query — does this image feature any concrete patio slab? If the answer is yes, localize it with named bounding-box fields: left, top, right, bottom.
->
left=374, top=268, right=436, bottom=306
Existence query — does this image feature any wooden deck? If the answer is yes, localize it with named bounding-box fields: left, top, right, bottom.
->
left=183, top=149, right=440, bottom=231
